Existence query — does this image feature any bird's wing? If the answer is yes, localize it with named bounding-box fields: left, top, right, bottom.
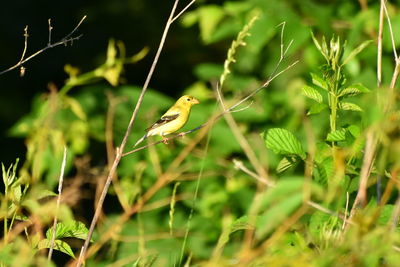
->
left=145, top=113, right=180, bottom=132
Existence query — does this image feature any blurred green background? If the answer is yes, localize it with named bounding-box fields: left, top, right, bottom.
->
left=2, top=0, right=400, bottom=266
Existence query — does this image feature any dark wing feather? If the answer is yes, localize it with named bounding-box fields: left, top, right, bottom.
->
left=145, top=114, right=179, bottom=132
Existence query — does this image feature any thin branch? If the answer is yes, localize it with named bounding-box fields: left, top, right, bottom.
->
left=0, top=16, right=86, bottom=76
left=48, top=146, right=67, bottom=261
left=377, top=0, right=384, bottom=87
left=75, top=1, right=185, bottom=265
left=233, top=159, right=274, bottom=186
left=382, top=1, right=398, bottom=60
left=19, top=26, right=29, bottom=63
left=48, top=19, right=53, bottom=46
left=171, top=0, right=196, bottom=23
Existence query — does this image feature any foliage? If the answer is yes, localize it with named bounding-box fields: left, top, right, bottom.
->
left=2, top=1, right=400, bottom=266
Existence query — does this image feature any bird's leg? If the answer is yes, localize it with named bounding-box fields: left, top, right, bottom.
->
left=161, top=135, right=169, bottom=144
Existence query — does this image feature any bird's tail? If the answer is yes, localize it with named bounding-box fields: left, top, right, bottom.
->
left=134, top=133, right=148, bottom=147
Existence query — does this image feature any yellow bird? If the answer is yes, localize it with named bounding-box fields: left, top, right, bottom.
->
left=134, top=95, right=200, bottom=146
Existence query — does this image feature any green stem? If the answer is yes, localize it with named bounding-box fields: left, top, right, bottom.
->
left=328, top=92, right=338, bottom=133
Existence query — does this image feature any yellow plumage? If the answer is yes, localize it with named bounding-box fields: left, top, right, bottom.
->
left=134, top=95, right=200, bottom=146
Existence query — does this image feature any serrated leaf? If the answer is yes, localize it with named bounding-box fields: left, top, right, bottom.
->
left=342, top=40, right=373, bottom=66
left=310, top=73, right=328, bottom=90
left=264, top=128, right=306, bottom=159
left=338, top=83, right=370, bottom=97
left=38, top=239, right=75, bottom=258
left=276, top=157, right=298, bottom=173
left=338, top=102, right=363, bottom=112
left=302, top=85, right=323, bottom=103
left=326, top=128, right=347, bottom=142
left=46, top=221, right=90, bottom=241
left=307, top=103, right=328, bottom=115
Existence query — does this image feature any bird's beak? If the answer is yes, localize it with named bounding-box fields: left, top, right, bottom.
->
left=192, top=98, right=200, bottom=104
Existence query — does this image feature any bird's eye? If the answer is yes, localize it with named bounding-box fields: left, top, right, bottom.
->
left=186, top=98, right=191, bottom=101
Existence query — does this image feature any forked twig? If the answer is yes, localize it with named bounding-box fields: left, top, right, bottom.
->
left=0, top=16, right=86, bottom=76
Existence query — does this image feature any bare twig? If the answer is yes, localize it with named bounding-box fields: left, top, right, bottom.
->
left=171, top=0, right=196, bottom=23
left=377, top=0, right=384, bottom=87
left=75, top=1, right=191, bottom=265
left=0, top=16, right=86, bottom=76
left=48, top=19, right=53, bottom=45
left=233, top=159, right=273, bottom=186
left=48, top=146, right=67, bottom=260
left=382, top=1, right=398, bottom=61
left=19, top=26, right=29, bottom=63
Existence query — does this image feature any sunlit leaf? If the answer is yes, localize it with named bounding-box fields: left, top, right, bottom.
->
left=264, top=128, right=306, bottom=159
left=46, top=221, right=90, bottom=241
left=302, top=85, right=323, bottom=103
left=326, top=128, right=347, bottom=142
left=256, top=177, right=322, bottom=239
left=310, top=73, right=328, bottom=90
left=307, top=103, right=328, bottom=115
left=342, top=40, right=373, bottom=66
left=338, top=102, right=363, bottom=112
left=338, top=83, right=370, bottom=97
left=198, top=5, right=225, bottom=43
left=38, top=239, right=75, bottom=258
left=276, top=157, right=298, bottom=173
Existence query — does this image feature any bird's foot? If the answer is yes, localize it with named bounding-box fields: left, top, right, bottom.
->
left=178, top=132, right=185, bottom=137
left=162, top=137, right=169, bottom=144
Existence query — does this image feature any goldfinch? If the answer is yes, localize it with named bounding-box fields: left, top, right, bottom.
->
left=134, top=95, right=200, bottom=146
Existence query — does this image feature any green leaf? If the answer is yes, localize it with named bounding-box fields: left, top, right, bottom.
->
left=194, top=63, right=223, bottom=81
left=338, top=83, right=370, bottom=97
left=326, top=128, right=347, bottom=142
left=256, top=177, right=322, bottom=239
left=302, top=85, right=323, bottom=103
left=311, top=32, right=329, bottom=62
left=310, top=73, right=328, bottom=90
left=338, top=102, right=363, bottom=112
left=342, top=40, right=373, bottom=66
left=63, top=96, right=87, bottom=120
left=38, top=239, right=75, bottom=258
left=2, top=159, right=19, bottom=188
left=264, top=128, right=306, bottom=159
left=307, top=103, right=328, bottom=115
left=46, top=221, right=90, bottom=241
left=276, top=157, right=298, bottom=173
left=214, top=216, right=253, bottom=252
left=347, top=124, right=361, bottom=138
left=198, top=5, right=225, bottom=43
